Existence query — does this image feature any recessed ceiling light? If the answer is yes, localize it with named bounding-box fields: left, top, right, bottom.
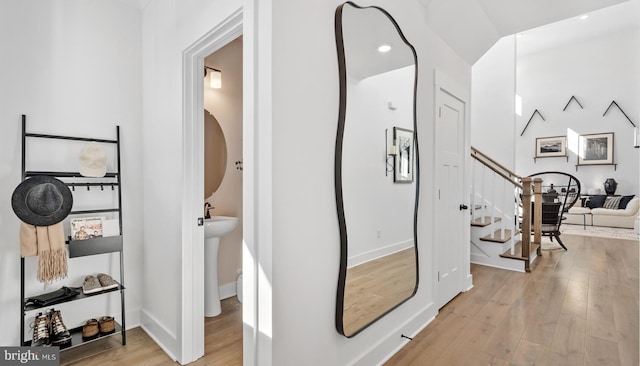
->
left=378, top=44, right=391, bottom=53
left=580, top=14, right=589, bottom=20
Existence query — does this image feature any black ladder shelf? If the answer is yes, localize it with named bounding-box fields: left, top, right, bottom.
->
left=19, top=114, right=126, bottom=350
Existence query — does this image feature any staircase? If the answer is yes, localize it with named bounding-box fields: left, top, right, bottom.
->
left=469, top=147, right=543, bottom=272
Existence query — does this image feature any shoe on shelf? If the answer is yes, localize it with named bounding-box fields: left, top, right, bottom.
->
left=99, top=316, right=116, bottom=335
left=47, top=308, right=71, bottom=347
left=82, top=319, right=100, bottom=341
left=83, top=275, right=103, bottom=294
left=96, top=273, right=119, bottom=291
left=30, top=313, right=50, bottom=347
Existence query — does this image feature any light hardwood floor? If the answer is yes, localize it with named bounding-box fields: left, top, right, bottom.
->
left=60, top=297, right=242, bottom=365
left=60, top=234, right=638, bottom=365
left=386, top=234, right=639, bottom=366
left=343, top=248, right=416, bottom=335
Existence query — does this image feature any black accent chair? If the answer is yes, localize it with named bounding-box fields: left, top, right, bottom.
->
left=527, top=171, right=581, bottom=251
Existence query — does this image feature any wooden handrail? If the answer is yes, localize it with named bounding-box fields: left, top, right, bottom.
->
left=471, top=154, right=523, bottom=189
left=470, top=147, right=544, bottom=272
left=471, top=146, right=522, bottom=181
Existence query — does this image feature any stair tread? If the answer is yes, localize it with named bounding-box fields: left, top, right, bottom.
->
left=471, top=216, right=502, bottom=227
left=479, top=229, right=514, bottom=243
left=499, top=241, right=540, bottom=261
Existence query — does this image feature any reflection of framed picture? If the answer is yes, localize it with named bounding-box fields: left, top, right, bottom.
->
left=393, top=127, right=414, bottom=183
left=535, top=136, right=566, bottom=158
left=578, top=132, right=614, bottom=165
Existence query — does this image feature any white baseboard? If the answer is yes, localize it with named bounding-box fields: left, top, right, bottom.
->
left=349, top=240, right=414, bottom=268
left=464, top=273, right=473, bottom=291
left=219, top=281, right=237, bottom=300
left=140, top=309, right=178, bottom=362
left=351, top=302, right=437, bottom=366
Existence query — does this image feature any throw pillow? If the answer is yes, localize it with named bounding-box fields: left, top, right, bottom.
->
left=619, top=195, right=635, bottom=209
left=603, top=196, right=623, bottom=209
left=586, top=195, right=607, bottom=209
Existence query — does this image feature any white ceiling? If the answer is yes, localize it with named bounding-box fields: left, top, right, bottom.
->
left=341, top=4, right=415, bottom=81
left=114, top=0, right=150, bottom=10
left=516, top=0, right=640, bottom=56
left=423, top=0, right=635, bottom=64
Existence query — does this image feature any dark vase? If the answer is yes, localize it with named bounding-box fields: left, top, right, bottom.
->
left=604, top=178, right=617, bottom=195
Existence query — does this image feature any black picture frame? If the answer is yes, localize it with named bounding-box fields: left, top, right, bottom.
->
left=577, top=132, right=614, bottom=165
left=393, top=127, right=414, bottom=183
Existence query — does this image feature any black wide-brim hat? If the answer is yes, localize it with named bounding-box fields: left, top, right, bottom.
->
left=11, top=176, right=73, bottom=226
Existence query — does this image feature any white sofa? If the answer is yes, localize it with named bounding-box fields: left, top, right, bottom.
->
left=565, top=197, right=639, bottom=229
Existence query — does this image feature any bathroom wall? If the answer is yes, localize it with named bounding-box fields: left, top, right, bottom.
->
left=0, top=0, right=143, bottom=346
left=204, top=36, right=243, bottom=297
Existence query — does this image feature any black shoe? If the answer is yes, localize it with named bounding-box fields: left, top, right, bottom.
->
left=47, top=309, right=72, bottom=347
left=31, top=313, right=50, bottom=347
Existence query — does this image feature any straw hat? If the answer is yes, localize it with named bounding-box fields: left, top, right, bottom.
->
left=79, top=144, right=107, bottom=178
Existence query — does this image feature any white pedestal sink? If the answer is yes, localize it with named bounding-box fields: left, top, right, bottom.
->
left=204, top=215, right=239, bottom=317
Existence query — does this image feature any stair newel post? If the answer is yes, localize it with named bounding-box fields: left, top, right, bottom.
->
left=491, top=171, right=497, bottom=225
left=480, top=165, right=487, bottom=224
left=533, top=178, right=543, bottom=256
left=500, top=178, right=506, bottom=240
left=521, top=177, right=532, bottom=272
left=512, top=186, right=518, bottom=253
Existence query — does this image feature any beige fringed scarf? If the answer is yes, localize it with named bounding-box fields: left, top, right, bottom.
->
left=20, top=222, right=68, bottom=283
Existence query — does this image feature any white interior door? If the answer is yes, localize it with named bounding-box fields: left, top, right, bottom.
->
left=435, top=83, right=466, bottom=309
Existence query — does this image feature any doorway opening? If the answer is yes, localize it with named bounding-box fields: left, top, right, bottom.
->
left=180, top=8, right=251, bottom=364
left=202, top=35, right=244, bottom=363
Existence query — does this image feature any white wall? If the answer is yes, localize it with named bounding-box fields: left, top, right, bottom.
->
left=343, top=66, right=415, bottom=265
left=204, top=36, right=243, bottom=296
left=0, top=0, right=143, bottom=346
left=516, top=29, right=640, bottom=194
left=471, top=36, right=516, bottom=169
left=269, top=0, right=470, bottom=364
left=140, top=0, right=242, bottom=360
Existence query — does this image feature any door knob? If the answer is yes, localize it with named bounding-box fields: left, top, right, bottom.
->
left=459, top=204, right=468, bottom=211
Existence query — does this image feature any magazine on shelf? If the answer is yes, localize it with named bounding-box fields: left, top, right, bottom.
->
left=70, top=217, right=103, bottom=240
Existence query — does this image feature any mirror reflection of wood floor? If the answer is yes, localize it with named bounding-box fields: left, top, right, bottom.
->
left=386, top=235, right=639, bottom=366
left=343, top=248, right=416, bottom=336
left=60, top=297, right=242, bottom=365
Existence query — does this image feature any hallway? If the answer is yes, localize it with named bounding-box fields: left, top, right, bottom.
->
left=386, top=234, right=639, bottom=365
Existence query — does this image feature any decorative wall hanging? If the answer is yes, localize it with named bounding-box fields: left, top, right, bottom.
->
left=603, top=100, right=636, bottom=127
left=534, top=136, right=568, bottom=162
left=562, top=96, right=583, bottom=111
left=520, top=109, right=545, bottom=136
left=393, top=127, right=414, bottom=183
left=576, top=132, right=616, bottom=170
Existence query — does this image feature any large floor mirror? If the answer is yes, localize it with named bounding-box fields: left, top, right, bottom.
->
left=334, top=2, right=419, bottom=337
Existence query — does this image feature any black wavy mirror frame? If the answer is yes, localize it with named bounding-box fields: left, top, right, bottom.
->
left=334, top=1, right=419, bottom=337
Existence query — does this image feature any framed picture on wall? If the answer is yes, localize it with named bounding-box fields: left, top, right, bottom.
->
left=535, top=136, right=567, bottom=158
left=577, top=132, right=614, bottom=165
left=393, top=127, right=414, bottom=183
